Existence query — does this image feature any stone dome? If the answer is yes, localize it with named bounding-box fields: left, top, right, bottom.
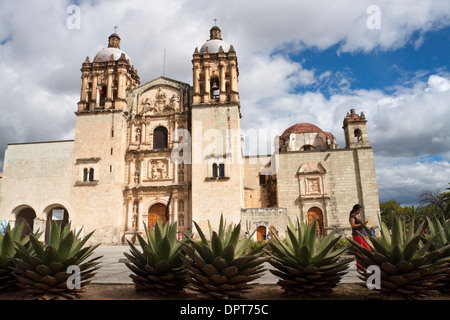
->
left=93, top=33, right=131, bottom=63
left=281, top=122, right=334, bottom=140
left=200, top=39, right=231, bottom=54
left=94, top=47, right=131, bottom=63
left=199, top=25, right=231, bottom=54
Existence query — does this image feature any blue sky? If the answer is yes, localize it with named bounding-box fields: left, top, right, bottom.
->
left=286, top=25, right=450, bottom=97
left=0, top=0, right=449, bottom=206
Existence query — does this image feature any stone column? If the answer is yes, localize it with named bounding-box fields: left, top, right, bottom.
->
left=173, top=195, right=178, bottom=225
left=137, top=197, right=144, bottom=231
left=92, top=75, right=98, bottom=107
left=204, top=65, right=210, bottom=102
left=141, top=122, right=146, bottom=144
left=127, top=197, right=133, bottom=231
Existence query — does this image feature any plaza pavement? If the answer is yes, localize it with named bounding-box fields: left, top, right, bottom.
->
left=91, top=245, right=363, bottom=285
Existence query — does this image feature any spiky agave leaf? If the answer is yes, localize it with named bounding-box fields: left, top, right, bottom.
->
left=425, top=217, right=450, bottom=293
left=181, top=214, right=267, bottom=299
left=11, top=221, right=101, bottom=300
left=0, top=222, right=34, bottom=290
left=347, top=215, right=450, bottom=300
left=268, top=217, right=351, bottom=298
left=124, top=219, right=187, bottom=296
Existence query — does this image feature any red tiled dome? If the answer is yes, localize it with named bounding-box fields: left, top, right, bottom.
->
left=281, top=123, right=323, bottom=140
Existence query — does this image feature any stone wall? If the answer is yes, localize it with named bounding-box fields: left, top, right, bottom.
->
left=276, top=147, right=380, bottom=236
left=0, top=141, right=74, bottom=229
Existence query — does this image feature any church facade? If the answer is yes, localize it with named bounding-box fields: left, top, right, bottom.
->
left=0, top=27, right=380, bottom=243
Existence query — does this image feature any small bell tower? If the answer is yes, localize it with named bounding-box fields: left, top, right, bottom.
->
left=192, top=26, right=239, bottom=105
left=77, top=32, right=140, bottom=113
left=343, top=109, right=371, bottom=148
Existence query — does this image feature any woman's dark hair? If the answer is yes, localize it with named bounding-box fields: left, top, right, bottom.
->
left=350, top=204, right=363, bottom=215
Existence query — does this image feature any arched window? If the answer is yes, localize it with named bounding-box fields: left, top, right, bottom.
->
left=153, top=126, right=168, bottom=150
left=210, top=77, right=220, bottom=100
left=301, top=145, right=316, bottom=151
left=212, top=163, right=218, bottom=178
left=89, top=168, right=94, bottom=182
left=219, top=163, right=225, bottom=178
left=354, top=129, right=363, bottom=143
left=83, top=168, right=89, bottom=182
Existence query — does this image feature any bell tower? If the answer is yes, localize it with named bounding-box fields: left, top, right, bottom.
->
left=70, top=32, right=140, bottom=243
left=192, top=26, right=239, bottom=104
left=343, top=109, right=371, bottom=148
left=77, top=32, right=140, bottom=112
left=190, top=25, right=244, bottom=232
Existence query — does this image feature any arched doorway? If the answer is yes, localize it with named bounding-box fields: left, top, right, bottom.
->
left=307, top=207, right=324, bottom=236
left=257, top=226, right=267, bottom=241
left=45, top=206, right=69, bottom=244
left=148, top=203, right=168, bottom=229
left=16, top=207, right=36, bottom=239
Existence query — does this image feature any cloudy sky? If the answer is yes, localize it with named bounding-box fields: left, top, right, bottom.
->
left=0, top=0, right=449, bottom=205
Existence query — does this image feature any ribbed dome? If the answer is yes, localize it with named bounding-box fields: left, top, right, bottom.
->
left=94, top=47, right=130, bottom=63
left=200, top=39, right=230, bottom=54
left=281, top=123, right=324, bottom=140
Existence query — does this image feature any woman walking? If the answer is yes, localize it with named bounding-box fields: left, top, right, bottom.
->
left=349, top=204, right=370, bottom=269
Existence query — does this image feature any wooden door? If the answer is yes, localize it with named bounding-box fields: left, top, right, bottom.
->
left=307, top=207, right=324, bottom=236
left=257, top=226, right=266, bottom=241
left=148, top=203, right=167, bottom=228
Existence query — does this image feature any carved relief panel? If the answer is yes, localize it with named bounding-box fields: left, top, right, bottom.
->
left=298, top=161, right=327, bottom=197
left=148, top=158, right=170, bottom=180
left=139, top=86, right=182, bottom=116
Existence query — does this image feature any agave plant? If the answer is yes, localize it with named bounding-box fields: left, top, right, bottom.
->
left=348, top=216, right=450, bottom=299
left=181, top=215, right=267, bottom=299
left=0, top=222, right=37, bottom=290
left=124, top=219, right=187, bottom=296
left=426, top=217, right=450, bottom=293
left=268, top=218, right=351, bottom=298
left=11, top=221, right=101, bottom=300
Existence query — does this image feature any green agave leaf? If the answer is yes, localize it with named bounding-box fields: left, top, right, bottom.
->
left=1, top=232, right=15, bottom=259
left=29, top=234, right=45, bottom=260
left=218, top=214, right=225, bottom=241
left=380, top=221, right=392, bottom=248
left=403, top=234, right=422, bottom=261
left=211, top=232, right=223, bottom=257
left=228, top=222, right=241, bottom=249
left=369, top=236, right=390, bottom=257
left=391, top=216, right=403, bottom=248
left=167, top=221, right=178, bottom=246
left=155, top=237, right=171, bottom=262
left=200, top=244, right=214, bottom=264
left=286, top=227, right=300, bottom=255
left=389, top=243, right=404, bottom=265
left=58, top=230, right=74, bottom=261
left=10, top=221, right=25, bottom=242
left=297, top=244, right=311, bottom=266
left=312, top=235, right=342, bottom=263
left=193, top=221, right=208, bottom=246
left=154, top=220, right=163, bottom=245
left=221, top=243, right=235, bottom=265
left=49, top=221, right=61, bottom=250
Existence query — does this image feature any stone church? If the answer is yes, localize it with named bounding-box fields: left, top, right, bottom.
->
left=0, top=26, right=380, bottom=243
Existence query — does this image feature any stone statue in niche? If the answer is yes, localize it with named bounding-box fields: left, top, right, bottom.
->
left=170, top=94, right=180, bottom=110
left=134, top=169, right=140, bottom=184
left=135, top=128, right=141, bottom=143
left=178, top=164, right=184, bottom=182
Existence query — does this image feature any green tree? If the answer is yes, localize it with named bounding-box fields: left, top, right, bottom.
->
left=380, top=199, right=402, bottom=229
left=419, top=183, right=450, bottom=220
